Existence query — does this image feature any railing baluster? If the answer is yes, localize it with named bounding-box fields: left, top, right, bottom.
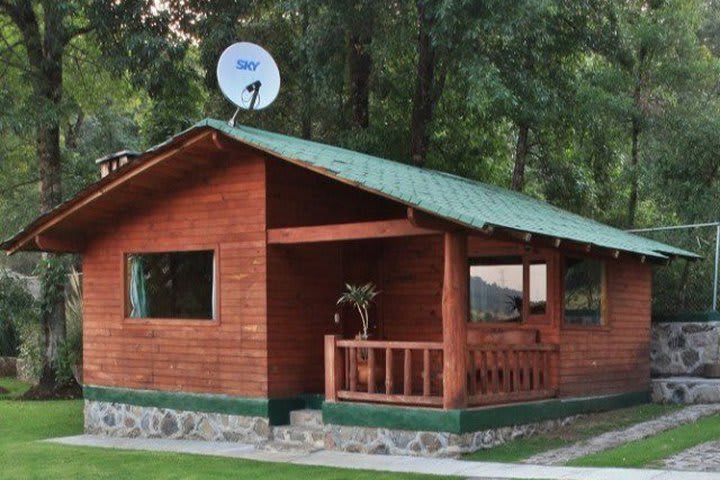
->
left=385, top=347, right=394, bottom=394
left=479, top=351, right=487, bottom=394
left=503, top=350, right=510, bottom=393
left=468, top=351, right=477, bottom=395
left=404, top=348, right=412, bottom=396
left=423, top=349, right=431, bottom=397
left=349, top=347, right=357, bottom=392
left=491, top=351, right=500, bottom=394
left=368, top=348, right=376, bottom=393
left=532, top=351, right=541, bottom=390
left=344, top=347, right=350, bottom=390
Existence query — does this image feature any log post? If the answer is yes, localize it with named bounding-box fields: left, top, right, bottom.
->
left=442, top=231, right=468, bottom=409
left=324, top=335, right=343, bottom=401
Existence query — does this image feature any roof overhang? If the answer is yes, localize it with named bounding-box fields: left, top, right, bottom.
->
left=2, top=119, right=700, bottom=263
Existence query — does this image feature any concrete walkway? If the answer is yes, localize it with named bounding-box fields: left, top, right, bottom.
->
left=45, top=435, right=720, bottom=480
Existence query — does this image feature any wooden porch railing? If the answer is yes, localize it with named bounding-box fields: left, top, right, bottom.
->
left=325, top=336, right=445, bottom=406
left=325, top=335, right=559, bottom=408
left=467, top=343, right=559, bottom=407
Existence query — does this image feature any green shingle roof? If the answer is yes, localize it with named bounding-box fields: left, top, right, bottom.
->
left=198, top=118, right=696, bottom=260
left=1, top=117, right=698, bottom=260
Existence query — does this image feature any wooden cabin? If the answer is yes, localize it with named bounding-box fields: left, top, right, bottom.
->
left=2, top=119, right=696, bottom=446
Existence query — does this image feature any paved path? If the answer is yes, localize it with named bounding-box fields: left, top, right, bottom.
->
left=523, top=404, right=720, bottom=465
left=46, top=435, right=720, bottom=480
left=663, top=440, right=720, bottom=472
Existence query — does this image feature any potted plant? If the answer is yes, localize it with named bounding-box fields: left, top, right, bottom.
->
left=337, top=282, right=383, bottom=386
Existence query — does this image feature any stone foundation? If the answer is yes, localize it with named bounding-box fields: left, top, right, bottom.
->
left=84, top=400, right=271, bottom=443
left=84, top=399, right=579, bottom=457
left=323, top=416, right=577, bottom=457
left=651, top=321, right=720, bottom=376
left=651, top=377, right=720, bottom=404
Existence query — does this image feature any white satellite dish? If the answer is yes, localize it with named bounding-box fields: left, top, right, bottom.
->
left=217, top=42, right=281, bottom=124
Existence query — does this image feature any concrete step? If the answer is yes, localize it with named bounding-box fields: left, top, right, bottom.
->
left=260, top=439, right=322, bottom=454
left=272, top=424, right=325, bottom=449
left=289, top=409, right=323, bottom=428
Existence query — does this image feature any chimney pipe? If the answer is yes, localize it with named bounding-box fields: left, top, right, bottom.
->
left=95, top=150, right=139, bottom=178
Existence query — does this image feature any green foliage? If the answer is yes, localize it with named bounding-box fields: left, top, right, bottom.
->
left=337, top=282, right=380, bottom=339
left=56, top=268, right=83, bottom=385
left=0, top=274, right=38, bottom=356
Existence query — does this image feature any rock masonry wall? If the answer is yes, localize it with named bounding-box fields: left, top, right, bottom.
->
left=651, top=322, right=720, bottom=376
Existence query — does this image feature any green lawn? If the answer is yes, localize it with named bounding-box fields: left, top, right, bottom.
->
left=0, top=377, right=454, bottom=480
left=463, top=403, right=681, bottom=463
left=569, top=413, right=720, bottom=468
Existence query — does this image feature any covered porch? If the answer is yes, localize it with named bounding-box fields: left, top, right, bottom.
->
left=267, top=202, right=560, bottom=410
left=321, top=230, right=559, bottom=410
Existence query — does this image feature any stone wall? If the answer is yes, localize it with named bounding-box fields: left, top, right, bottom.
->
left=651, top=322, right=720, bottom=376
left=0, top=356, right=16, bottom=377
left=324, top=417, right=577, bottom=457
left=651, top=378, right=720, bottom=404
left=84, top=400, right=271, bottom=443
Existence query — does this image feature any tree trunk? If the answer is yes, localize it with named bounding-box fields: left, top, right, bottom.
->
left=627, top=117, right=640, bottom=228
left=410, top=0, right=438, bottom=167
left=511, top=123, right=530, bottom=191
left=299, top=3, right=313, bottom=140
left=348, top=33, right=372, bottom=129
left=35, top=8, right=66, bottom=389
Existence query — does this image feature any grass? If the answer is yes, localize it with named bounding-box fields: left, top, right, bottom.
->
left=0, top=376, right=32, bottom=398
left=569, top=413, right=720, bottom=468
left=0, top=377, right=455, bottom=480
left=463, top=403, right=682, bottom=463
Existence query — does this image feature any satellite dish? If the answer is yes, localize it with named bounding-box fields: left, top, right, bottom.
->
left=217, top=42, right=281, bottom=124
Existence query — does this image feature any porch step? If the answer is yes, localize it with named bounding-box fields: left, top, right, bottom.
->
left=272, top=424, right=326, bottom=449
left=289, top=409, right=323, bottom=428
left=260, top=439, right=322, bottom=454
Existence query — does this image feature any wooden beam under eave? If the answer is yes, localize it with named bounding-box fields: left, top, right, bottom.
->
left=407, top=207, right=462, bottom=232
left=34, top=234, right=85, bottom=253
left=266, top=219, right=440, bottom=244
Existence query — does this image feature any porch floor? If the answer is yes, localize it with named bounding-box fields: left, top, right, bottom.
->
left=46, top=435, right=717, bottom=480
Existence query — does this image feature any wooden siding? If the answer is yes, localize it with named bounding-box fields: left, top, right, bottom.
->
left=83, top=151, right=268, bottom=397
left=558, top=261, right=652, bottom=397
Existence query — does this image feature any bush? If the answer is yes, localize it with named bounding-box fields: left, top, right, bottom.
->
left=0, top=274, right=38, bottom=357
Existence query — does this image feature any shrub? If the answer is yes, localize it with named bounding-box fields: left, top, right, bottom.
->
left=0, top=274, right=38, bottom=357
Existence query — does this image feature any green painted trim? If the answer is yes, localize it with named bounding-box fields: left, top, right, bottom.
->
left=322, top=391, right=650, bottom=434
left=84, top=385, right=323, bottom=425
left=652, top=311, right=720, bottom=323
left=300, top=393, right=325, bottom=410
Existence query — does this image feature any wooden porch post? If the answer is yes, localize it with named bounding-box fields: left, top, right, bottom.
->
left=325, top=335, right=343, bottom=401
left=442, top=231, right=468, bottom=409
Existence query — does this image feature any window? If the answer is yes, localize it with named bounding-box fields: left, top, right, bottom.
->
left=126, top=250, right=215, bottom=320
left=564, top=258, right=605, bottom=326
left=529, top=260, right=547, bottom=315
left=470, top=256, right=522, bottom=323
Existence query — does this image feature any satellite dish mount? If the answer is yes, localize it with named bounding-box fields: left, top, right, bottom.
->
left=217, top=42, right=281, bottom=126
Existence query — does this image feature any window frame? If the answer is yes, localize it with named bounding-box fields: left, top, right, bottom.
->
left=121, top=244, right=220, bottom=326
left=560, top=255, right=609, bottom=330
left=467, top=253, right=550, bottom=325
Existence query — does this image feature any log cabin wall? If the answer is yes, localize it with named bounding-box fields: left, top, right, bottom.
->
left=83, top=151, right=268, bottom=397
left=558, top=261, right=652, bottom=397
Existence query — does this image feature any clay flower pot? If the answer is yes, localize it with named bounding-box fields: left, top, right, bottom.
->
left=357, top=359, right=385, bottom=386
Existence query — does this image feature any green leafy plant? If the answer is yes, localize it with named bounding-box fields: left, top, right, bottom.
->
left=56, top=268, right=83, bottom=385
left=336, top=282, right=380, bottom=340
left=0, top=273, right=39, bottom=359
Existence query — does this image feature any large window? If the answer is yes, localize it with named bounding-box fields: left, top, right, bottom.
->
left=564, top=258, right=605, bottom=326
left=469, top=256, right=547, bottom=323
left=126, top=250, right=216, bottom=320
